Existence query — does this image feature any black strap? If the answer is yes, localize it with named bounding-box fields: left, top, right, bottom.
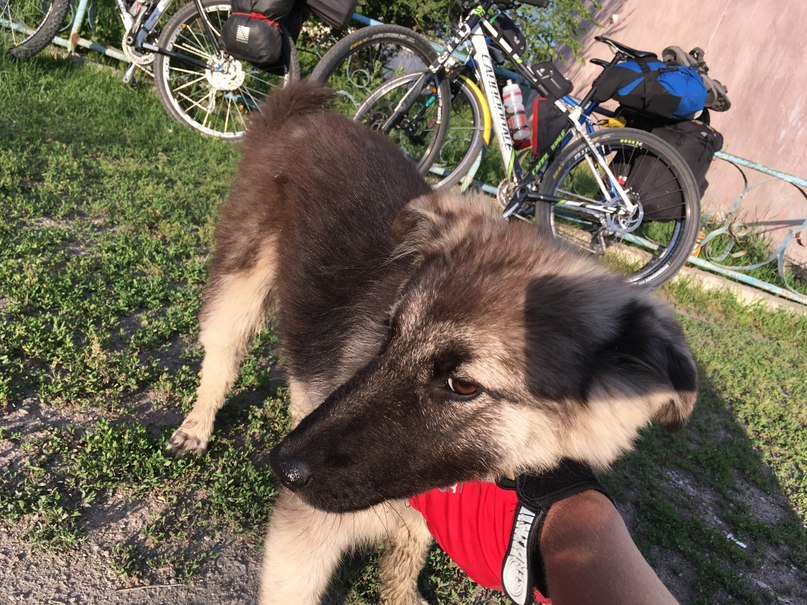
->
left=501, top=503, right=542, bottom=604
left=500, top=460, right=614, bottom=603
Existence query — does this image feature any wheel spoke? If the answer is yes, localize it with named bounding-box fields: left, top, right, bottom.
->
left=171, top=74, right=208, bottom=93
left=174, top=40, right=214, bottom=62
left=175, top=88, right=216, bottom=115
left=201, top=87, right=216, bottom=128
left=153, top=0, right=294, bottom=137
left=184, top=21, right=212, bottom=54
left=538, top=130, right=698, bottom=287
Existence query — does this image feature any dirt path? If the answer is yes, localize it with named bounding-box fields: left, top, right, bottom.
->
left=0, top=521, right=261, bottom=605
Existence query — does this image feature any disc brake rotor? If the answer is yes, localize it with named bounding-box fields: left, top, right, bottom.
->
left=605, top=191, right=644, bottom=234
left=205, top=56, right=246, bottom=90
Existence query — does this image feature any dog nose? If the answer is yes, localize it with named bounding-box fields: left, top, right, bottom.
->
left=270, top=447, right=312, bottom=491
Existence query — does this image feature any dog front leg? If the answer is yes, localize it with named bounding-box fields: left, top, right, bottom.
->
left=379, top=503, right=432, bottom=605
left=259, top=492, right=423, bottom=605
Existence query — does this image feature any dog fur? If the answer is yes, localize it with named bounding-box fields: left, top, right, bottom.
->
left=168, top=81, right=697, bottom=604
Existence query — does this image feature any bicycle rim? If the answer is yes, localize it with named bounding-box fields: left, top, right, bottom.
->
left=154, top=0, right=296, bottom=139
left=311, top=25, right=451, bottom=176
left=354, top=72, right=485, bottom=187
left=312, top=27, right=435, bottom=112
left=537, top=129, right=700, bottom=288
left=437, top=75, right=488, bottom=188
left=1, top=0, right=71, bottom=57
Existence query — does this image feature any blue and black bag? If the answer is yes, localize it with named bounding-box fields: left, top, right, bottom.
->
left=592, top=57, right=708, bottom=120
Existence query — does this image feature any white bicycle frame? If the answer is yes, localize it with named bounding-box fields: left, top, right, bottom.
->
left=461, top=16, right=636, bottom=216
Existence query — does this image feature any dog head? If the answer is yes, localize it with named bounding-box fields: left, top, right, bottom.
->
left=270, top=191, right=697, bottom=512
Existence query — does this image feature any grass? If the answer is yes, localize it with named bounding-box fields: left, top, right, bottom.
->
left=0, top=47, right=805, bottom=604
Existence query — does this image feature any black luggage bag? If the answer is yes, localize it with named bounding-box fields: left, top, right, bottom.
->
left=221, top=0, right=357, bottom=68
left=307, top=0, right=356, bottom=29
left=527, top=62, right=574, bottom=156
left=221, top=0, right=297, bottom=67
left=613, top=111, right=723, bottom=220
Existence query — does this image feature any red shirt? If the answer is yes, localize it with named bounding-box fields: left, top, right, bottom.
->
left=409, top=480, right=550, bottom=604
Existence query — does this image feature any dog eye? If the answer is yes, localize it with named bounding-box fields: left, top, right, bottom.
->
left=446, top=377, right=479, bottom=397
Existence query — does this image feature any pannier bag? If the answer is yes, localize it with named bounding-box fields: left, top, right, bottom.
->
left=610, top=115, right=724, bottom=220
left=530, top=97, right=567, bottom=156
left=307, top=0, right=357, bottom=29
left=221, top=0, right=357, bottom=68
left=527, top=62, right=573, bottom=156
left=592, top=57, right=708, bottom=120
left=220, top=0, right=296, bottom=67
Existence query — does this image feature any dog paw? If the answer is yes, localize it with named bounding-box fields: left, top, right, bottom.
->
left=166, top=420, right=209, bottom=457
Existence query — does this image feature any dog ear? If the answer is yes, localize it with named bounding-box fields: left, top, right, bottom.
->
left=589, top=299, right=698, bottom=433
left=524, top=276, right=697, bottom=445
left=391, top=192, right=448, bottom=249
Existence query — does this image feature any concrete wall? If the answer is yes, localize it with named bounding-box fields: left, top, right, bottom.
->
left=559, top=0, right=807, bottom=264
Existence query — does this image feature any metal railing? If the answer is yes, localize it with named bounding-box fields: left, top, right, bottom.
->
left=685, top=153, right=806, bottom=305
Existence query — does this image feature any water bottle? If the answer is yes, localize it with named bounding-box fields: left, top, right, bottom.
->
left=502, top=80, right=531, bottom=149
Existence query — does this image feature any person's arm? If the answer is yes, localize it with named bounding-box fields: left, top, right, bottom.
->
left=539, top=490, right=679, bottom=605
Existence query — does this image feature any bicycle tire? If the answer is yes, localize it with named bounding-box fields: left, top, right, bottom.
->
left=355, top=72, right=487, bottom=189
left=534, top=128, right=700, bottom=288
left=310, top=23, right=451, bottom=178
left=153, top=0, right=299, bottom=140
left=2, top=0, right=71, bottom=59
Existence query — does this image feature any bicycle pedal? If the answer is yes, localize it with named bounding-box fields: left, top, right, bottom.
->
left=122, top=64, right=137, bottom=86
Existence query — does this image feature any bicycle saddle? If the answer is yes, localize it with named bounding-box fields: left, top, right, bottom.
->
left=595, top=36, right=657, bottom=59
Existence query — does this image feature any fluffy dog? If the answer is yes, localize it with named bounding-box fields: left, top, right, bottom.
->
left=168, top=81, right=697, bottom=604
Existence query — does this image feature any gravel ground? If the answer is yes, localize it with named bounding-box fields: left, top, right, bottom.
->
left=0, top=521, right=261, bottom=605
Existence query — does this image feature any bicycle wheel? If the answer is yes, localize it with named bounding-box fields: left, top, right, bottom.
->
left=534, top=128, right=700, bottom=288
left=310, top=23, right=451, bottom=179
left=355, top=72, right=487, bottom=189
left=1, top=0, right=70, bottom=58
left=153, top=0, right=299, bottom=139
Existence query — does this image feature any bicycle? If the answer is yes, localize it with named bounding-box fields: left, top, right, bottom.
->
left=310, top=0, right=702, bottom=288
left=0, top=0, right=300, bottom=138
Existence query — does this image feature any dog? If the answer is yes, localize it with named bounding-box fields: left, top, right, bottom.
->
left=167, top=80, right=697, bottom=604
